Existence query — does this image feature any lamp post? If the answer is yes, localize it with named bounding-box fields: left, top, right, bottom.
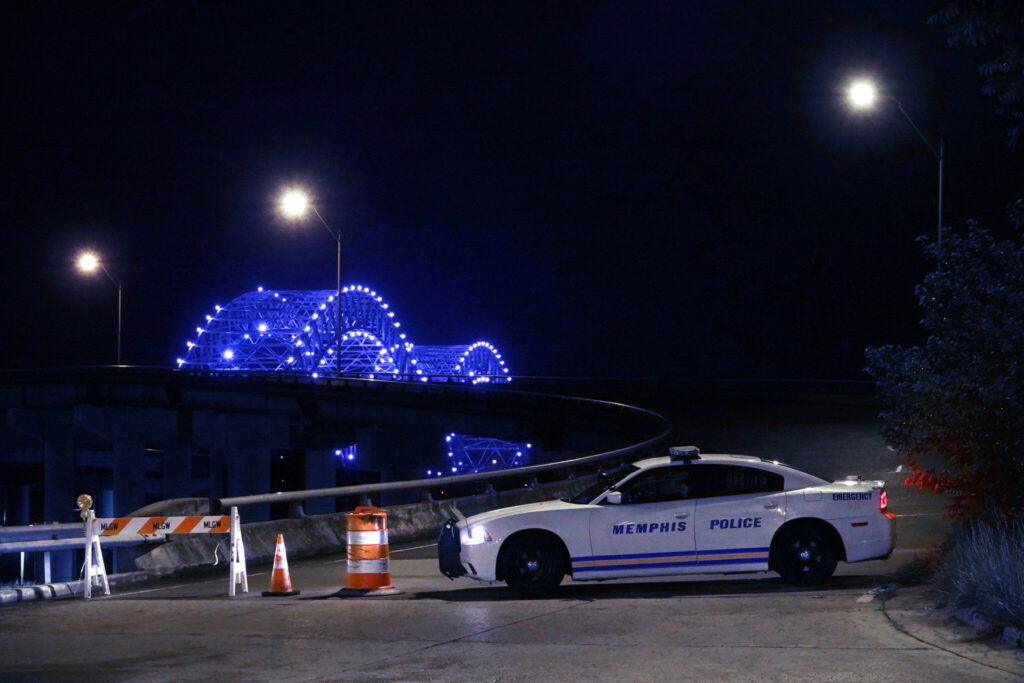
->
left=846, top=78, right=945, bottom=248
left=76, top=250, right=123, bottom=365
left=279, top=188, right=342, bottom=371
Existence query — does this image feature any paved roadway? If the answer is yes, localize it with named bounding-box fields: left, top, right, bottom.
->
left=1, top=546, right=1021, bottom=681
left=2, top=399, right=1022, bottom=680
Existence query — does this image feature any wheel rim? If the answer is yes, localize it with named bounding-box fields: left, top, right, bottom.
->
left=791, top=537, right=821, bottom=573
left=515, top=549, right=546, bottom=583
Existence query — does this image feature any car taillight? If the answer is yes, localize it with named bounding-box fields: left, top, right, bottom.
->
left=879, top=489, right=888, bottom=512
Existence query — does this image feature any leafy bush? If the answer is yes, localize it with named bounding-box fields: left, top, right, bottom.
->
left=937, top=517, right=1024, bottom=628
left=865, top=201, right=1024, bottom=518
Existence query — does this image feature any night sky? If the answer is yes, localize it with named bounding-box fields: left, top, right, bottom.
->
left=3, top=1, right=1022, bottom=380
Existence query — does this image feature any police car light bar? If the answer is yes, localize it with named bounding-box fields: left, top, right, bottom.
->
left=669, top=446, right=700, bottom=462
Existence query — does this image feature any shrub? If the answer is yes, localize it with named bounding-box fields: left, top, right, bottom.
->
left=936, top=517, right=1024, bottom=628
left=865, top=202, right=1024, bottom=518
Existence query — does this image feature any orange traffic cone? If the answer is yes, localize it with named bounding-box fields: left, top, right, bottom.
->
left=262, top=534, right=300, bottom=596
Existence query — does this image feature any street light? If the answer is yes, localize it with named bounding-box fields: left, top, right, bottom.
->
left=846, top=79, right=879, bottom=110
left=76, top=250, right=123, bottom=365
left=846, top=77, right=945, bottom=248
left=278, top=187, right=342, bottom=370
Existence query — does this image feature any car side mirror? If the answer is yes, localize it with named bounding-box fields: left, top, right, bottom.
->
left=605, top=491, right=622, bottom=505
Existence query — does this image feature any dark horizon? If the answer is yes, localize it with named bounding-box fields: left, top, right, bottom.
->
left=3, top=1, right=1022, bottom=380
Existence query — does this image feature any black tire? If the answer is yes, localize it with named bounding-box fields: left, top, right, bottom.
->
left=500, top=533, right=566, bottom=596
left=773, top=523, right=838, bottom=585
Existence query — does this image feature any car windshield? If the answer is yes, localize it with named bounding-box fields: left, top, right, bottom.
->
left=565, top=463, right=640, bottom=504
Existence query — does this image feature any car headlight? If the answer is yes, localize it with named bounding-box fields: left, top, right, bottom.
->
left=462, top=525, right=492, bottom=545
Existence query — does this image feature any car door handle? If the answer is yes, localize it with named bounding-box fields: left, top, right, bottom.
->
left=763, top=502, right=778, bottom=510
left=674, top=512, right=689, bottom=519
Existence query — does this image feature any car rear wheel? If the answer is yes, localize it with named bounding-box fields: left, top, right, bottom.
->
left=774, top=524, right=838, bottom=585
left=500, top=534, right=565, bottom=596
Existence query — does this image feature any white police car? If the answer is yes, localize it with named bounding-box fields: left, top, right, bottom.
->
left=438, top=447, right=894, bottom=595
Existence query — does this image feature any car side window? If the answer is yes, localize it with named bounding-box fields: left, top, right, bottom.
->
left=688, top=465, right=784, bottom=499
left=615, top=466, right=692, bottom=504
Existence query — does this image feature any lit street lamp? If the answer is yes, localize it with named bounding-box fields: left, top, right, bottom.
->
left=846, top=77, right=945, bottom=248
left=278, top=187, right=342, bottom=370
left=76, top=250, right=123, bottom=365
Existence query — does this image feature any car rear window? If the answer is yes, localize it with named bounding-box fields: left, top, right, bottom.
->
left=688, top=464, right=785, bottom=497
left=758, top=458, right=832, bottom=484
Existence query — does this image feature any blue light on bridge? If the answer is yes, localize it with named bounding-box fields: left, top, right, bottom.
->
left=435, top=433, right=533, bottom=476
left=178, top=285, right=511, bottom=383
left=334, top=445, right=357, bottom=462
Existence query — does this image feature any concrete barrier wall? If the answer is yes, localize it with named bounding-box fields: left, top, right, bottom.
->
left=133, top=475, right=594, bottom=575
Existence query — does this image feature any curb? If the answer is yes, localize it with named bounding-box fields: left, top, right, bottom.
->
left=0, top=570, right=155, bottom=606
left=50, top=583, right=75, bottom=599
left=33, top=585, right=55, bottom=599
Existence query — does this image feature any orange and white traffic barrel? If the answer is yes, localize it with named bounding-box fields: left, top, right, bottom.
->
left=335, top=506, right=402, bottom=597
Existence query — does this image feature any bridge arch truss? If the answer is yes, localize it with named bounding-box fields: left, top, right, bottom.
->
left=179, top=285, right=510, bottom=383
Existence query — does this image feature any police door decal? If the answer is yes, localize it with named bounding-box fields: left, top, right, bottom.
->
left=580, top=465, right=697, bottom=577
left=691, top=465, right=787, bottom=570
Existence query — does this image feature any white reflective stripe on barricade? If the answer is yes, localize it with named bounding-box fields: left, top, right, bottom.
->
left=94, top=516, right=230, bottom=536
left=347, top=530, right=388, bottom=546
left=348, top=558, right=390, bottom=574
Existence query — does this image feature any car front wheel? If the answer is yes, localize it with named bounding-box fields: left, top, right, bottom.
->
left=500, top=534, right=566, bottom=596
left=774, top=524, right=838, bottom=585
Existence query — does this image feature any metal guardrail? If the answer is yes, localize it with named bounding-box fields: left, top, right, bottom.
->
left=0, top=523, right=84, bottom=554
left=0, top=523, right=82, bottom=543
left=1, top=536, right=152, bottom=554
left=0, top=522, right=157, bottom=554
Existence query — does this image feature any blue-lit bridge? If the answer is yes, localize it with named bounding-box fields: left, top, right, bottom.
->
left=178, top=285, right=510, bottom=383
left=175, top=284, right=524, bottom=474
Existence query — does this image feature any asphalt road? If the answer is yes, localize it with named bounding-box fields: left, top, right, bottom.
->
left=2, top=399, right=1020, bottom=681
left=1, top=547, right=1021, bottom=681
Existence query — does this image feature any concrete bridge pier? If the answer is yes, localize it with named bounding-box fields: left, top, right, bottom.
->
left=114, top=438, right=147, bottom=527
left=214, top=414, right=290, bottom=522
left=357, top=425, right=446, bottom=505
left=75, top=406, right=179, bottom=517
left=5, top=483, right=31, bottom=526
left=163, top=441, right=193, bottom=503
left=7, top=410, right=77, bottom=581
left=7, top=411, right=78, bottom=523
left=305, top=449, right=337, bottom=515
left=75, top=406, right=179, bottom=572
